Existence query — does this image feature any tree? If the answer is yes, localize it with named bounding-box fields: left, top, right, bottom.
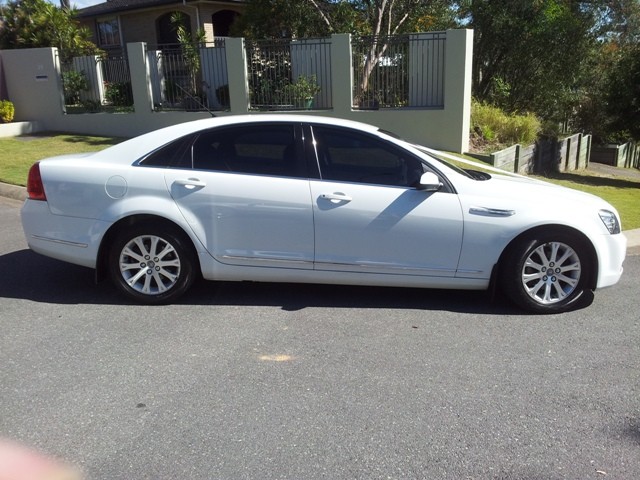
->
left=232, top=0, right=330, bottom=38
left=0, top=0, right=99, bottom=62
left=170, top=12, right=207, bottom=96
left=461, top=0, right=598, bottom=124
left=605, top=42, right=640, bottom=140
left=310, top=1, right=457, bottom=93
left=233, top=0, right=456, bottom=94
left=568, top=1, right=640, bottom=141
left=235, top=0, right=456, bottom=38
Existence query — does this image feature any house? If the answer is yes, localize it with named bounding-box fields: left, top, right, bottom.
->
left=76, top=0, right=245, bottom=54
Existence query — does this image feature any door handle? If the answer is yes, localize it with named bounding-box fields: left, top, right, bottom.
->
left=174, top=178, right=206, bottom=189
left=320, top=192, right=352, bottom=203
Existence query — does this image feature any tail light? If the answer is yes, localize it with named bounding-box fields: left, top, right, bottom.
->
left=27, top=162, right=47, bottom=201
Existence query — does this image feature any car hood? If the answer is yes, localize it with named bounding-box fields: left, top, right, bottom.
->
left=481, top=173, right=611, bottom=209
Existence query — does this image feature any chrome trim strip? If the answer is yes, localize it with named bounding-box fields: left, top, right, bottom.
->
left=314, top=260, right=456, bottom=274
left=469, top=206, right=515, bottom=217
left=31, top=235, right=88, bottom=248
left=221, top=255, right=458, bottom=275
left=220, top=255, right=313, bottom=265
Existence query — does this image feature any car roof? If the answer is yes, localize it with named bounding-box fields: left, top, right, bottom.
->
left=91, top=114, right=382, bottom=164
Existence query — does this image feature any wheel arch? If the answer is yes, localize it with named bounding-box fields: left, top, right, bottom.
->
left=95, top=214, right=200, bottom=283
left=495, top=224, right=599, bottom=291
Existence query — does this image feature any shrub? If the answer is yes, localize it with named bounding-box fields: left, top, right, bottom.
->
left=62, top=70, right=89, bottom=105
left=471, top=100, right=541, bottom=150
left=81, top=99, right=102, bottom=113
left=0, top=100, right=15, bottom=123
left=104, top=81, right=133, bottom=107
left=503, top=112, right=542, bottom=145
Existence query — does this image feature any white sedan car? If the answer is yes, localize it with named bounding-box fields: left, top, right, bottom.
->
left=21, top=115, right=626, bottom=313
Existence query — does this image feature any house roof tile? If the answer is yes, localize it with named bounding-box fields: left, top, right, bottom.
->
left=77, top=0, right=244, bottom=18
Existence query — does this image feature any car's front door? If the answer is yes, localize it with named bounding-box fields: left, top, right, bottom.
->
left=164, top=123, right=315, bottom=270
left=309, top=125, right=464, bottom=276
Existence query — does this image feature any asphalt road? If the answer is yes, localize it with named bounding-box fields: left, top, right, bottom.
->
left=1, top=196, right=638, bottom=480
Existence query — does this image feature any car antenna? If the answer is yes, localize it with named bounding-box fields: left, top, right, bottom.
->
left=174, top=82, right=216, bottom=117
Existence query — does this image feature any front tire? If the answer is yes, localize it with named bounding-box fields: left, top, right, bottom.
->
left=502, top=232, right=592, bottom=314
left=108, top=225, right=196, bottom=304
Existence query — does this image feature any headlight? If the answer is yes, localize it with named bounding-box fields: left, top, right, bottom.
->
left=599, top=210, right=621, bottom=234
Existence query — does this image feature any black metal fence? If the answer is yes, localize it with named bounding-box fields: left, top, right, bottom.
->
left=59, top=32, right=447, bottom=114
left=246, top=38, right=332, bottom=111
left=352, top=32, right=446, bottom=109
left=60, top=49, right=134, bottom=113
left=147, top=39, right=228, bottom=112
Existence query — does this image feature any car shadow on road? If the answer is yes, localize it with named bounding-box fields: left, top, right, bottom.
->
left=1, top=249, right=548, bottom=315
left=186, top=278, right=522, bottom=315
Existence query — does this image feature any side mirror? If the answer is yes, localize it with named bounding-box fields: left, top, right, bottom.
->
left=418, top=172, right=442, bottom=192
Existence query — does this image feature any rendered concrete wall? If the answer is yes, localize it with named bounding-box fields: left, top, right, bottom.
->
left=0, top=30, right=473, bottom=151
left=0, top=48, right=65, bottom=129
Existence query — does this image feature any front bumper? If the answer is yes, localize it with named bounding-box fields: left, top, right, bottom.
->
left=595, top=232, right=627, bottom=289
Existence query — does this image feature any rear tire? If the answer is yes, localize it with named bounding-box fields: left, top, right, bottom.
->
left=502, top=231, right=592, bottom=314
left=108, top=225, right=196, bottom=304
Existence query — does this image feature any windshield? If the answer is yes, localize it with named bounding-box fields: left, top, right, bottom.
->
left=411, top=144, right=492, bottom=180
left=376, top=129, right=492, bottom=181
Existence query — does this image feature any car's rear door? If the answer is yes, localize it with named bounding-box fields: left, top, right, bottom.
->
left=163, top=122, right=315, bottom=270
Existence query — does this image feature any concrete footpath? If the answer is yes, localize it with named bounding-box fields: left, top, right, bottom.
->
left=1, top=181, right=639, bottom=255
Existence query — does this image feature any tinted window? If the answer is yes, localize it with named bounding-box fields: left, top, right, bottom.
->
left=139, top=135, right=194, bottom=168
left=192, top=124, right=304, bottom=177
left=311, top=126, right=425, bottom=187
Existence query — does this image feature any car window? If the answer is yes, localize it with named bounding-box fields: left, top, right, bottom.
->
left=138, top=135, right=195, bottom=169
left=192, top=124, right=304, bottom=178
left=311, top=125, right=425, bottom=187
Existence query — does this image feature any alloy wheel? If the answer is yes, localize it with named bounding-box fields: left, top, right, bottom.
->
left=521, top=241, right=581, bottom=305
left=118, top=234, right=182, bottom=296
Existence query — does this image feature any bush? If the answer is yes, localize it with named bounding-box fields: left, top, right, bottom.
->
left=104, top=81, right=133, bottom=107
left=0, top=100, right=15, bottom=123
left=471, top=100, right=541, bottom=151
left=81, top=99, right=102, bottom=113
left=62, top=70, right=89, bottom=105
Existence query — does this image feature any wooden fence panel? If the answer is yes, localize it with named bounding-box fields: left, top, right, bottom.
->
left=518, top=144, right=536, bottom=174
left=487, top=134, right=595, bottom=174
left=490, top=144, right=519, bottom=172
left=577, top=134, right=591, bottom=169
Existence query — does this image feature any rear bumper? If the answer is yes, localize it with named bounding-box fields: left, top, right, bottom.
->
left=21, top=199, right=110, bottom=269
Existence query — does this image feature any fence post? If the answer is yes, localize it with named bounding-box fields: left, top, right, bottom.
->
left=225, top=37, right=249, bottom=114
left=443, top=29, right=473, bottom=154
left=330, top=34, right=353, bottom=115
left=126, top=42, right=154, bottom=113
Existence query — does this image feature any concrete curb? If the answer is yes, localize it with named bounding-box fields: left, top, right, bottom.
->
left=2, top=181, right=639, bottom=254
left=0, top=182, right=27, bottom=202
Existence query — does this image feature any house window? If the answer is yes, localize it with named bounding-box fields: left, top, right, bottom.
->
left=157, top=12, right=191, bottom=46
left=211, top=10, right=240, bottom=37
left=97, top=18, right=121, bottom=47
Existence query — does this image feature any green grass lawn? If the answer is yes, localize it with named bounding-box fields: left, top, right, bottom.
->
left=2, top=133, right=639, bottom=230
left=0, top=133, right=124, bottom=186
